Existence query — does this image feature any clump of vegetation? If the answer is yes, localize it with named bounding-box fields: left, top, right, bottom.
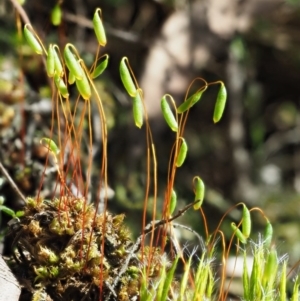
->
left=10, top=196, right=137, bottom=300
left=1, top=2, right=300, bottom=301
left=8, top=194, right=217, bottom=301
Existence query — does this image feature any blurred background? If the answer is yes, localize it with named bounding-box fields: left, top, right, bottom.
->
left=1, top=0, right=300, bottom=262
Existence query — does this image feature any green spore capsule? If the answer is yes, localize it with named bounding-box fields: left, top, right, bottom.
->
left=213, top=83, right=227, bottom=123
left=53, top=46, right=64, bottom=77
left=51, top=4, right=62, bottom=26
left=64, top=44, right=83, bottom=80
left=93, top=8, right=107, bottom=46
left=175, top=138, right=188, bottom=167
left=68, top=71, right=75, bottom=85
left=132, top=89, right=143, bottom=128
left=76, top=71, right=91, bottom=100
left=46, top=44, right=55, bottom=77
left=92, top=54, right=109, bottom=79
left=231, top=222, right=247, bottom=244
left=24, top=24, right=43, bottom=55
left=40, top=138, right=60, bottom=155
left=120, top=57, right=137, bottom=97
left=177, top=89, right=205, bottom=113
left=193, top=177, right=205, bottom=210
left=161, top=95, right=178, bottom=132
left=54, top=75, right=68, bottom=98
left=242, top=204, right=251, bottom=238
left=169, top=189, right=177, bottom=216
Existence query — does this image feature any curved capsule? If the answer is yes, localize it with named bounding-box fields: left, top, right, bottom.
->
left=54, top=75, right=68, bottom=98
left=46, top=44, right=55, bottom=77
left=231, top=222, right=247, bottom=244
left=40, top=138, right=60, bottom=155
left=53, top=46, right=64, bottom=77
left=177, top=89, right=205, bottom=114
left=169, top=189, right=177, bottom=216
left=76, top=70, right=91, bottom=100
left=51, top=4, right=62, bottom=26
left=93, top=8, right=107, bottom=46
left=193, top=176, right=205, bottom=210
left=92, top=54, right=109, bottom=79
left=242, top=204, right=251, bottom=238
left=120, top=57, right=137, bottom=97
left=161, top=95, right=178, bottom=132
left=24, top=24, right=43, bottom=55
left=175, top=138, right=188, bottom=167
left=213, top=83, right=227, bottom=123
left=64, top=44, right=83, bottom=80
left=68, top=71, right=75, bottom=85
left=132, top=89, right=143, bottom=128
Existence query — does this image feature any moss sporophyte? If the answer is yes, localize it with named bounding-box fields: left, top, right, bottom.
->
left=2, top=2, right=300, bottom=301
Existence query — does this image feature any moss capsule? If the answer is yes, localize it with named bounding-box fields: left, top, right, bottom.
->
left=53, top=46, right=64, bottom=77
left=93, top=8, right=107, bottom=46
left=242, top=204, right=251, bottom=238
left=193, top=176, right=205, bottom=210
left=64, top=44, right=83, bottom=80
left=175, top=138, right=188, bottom=167
left=46, top=44, right=55, bottom=77
left=120, top=57, right=137, bottom=97
left=213, top=83, right=227, bottom=123
left=24, top=24, right=43, bottom=55
left=51, top=4, right=62, bottom=26
left=40, top=138, right=60, bottom=155
left=132, top=89, right=143, bottom=128
left=92, top=54, right=109, bottom=79
left=75, top=63, right=91, bottom=100
left=177, top=89, right=205, bottom=113
left=169, top=189, right=177, bottom=215
left=231, top=222, right=247, bottom=244
left=161, top=95, right=178, bottom=132
left=68, top=71, right=75, bottom=85
left=54, top=75, right=68, bottom=98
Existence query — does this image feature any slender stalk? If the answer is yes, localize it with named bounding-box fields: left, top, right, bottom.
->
left=0, top=161, right=26, bottom=202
